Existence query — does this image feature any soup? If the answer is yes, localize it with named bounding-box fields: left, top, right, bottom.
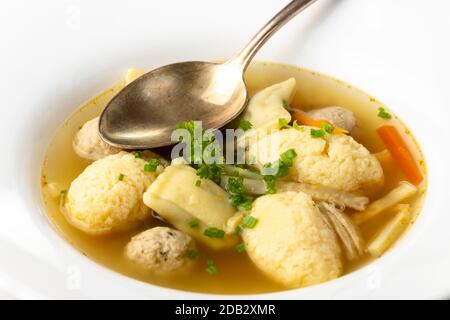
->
left=41, top=61, right=427, bottom=294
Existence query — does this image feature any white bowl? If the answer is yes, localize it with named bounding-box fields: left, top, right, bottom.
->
left=1, top=0, right=450, bottom=299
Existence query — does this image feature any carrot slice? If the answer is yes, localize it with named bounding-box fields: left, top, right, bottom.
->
left=377, top=125, right=423, bottom=185
left=292, top=111, right=348, bottom=134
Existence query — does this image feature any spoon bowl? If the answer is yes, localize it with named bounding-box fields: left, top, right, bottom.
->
left=99, top=61, right=247, bottom=148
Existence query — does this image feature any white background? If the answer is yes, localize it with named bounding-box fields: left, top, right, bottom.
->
left=1, top=0, right=450, bottom=299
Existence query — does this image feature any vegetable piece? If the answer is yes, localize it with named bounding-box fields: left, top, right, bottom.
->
left=367, top=204, right=412, bottom=257
left=206, top=259, right=219, bottom=275
left=292, top=110, right=348, bottom=134
left=118, top=173, right=125, bottom=181
left=278, top=118, right=290, bottom=128
left=318, top=202, right=365, bottom=261
left=241, top=215, right=258, bottom=229
left=278, top=182, right=369, bottom=211
left=377, top=107, right=392, bottom=120
left=188, top=219, right=199, bottom=228
left=186, top=249, right=199, bottom=260
left=222, top=165, right=263, bottom=180
left=310, top=128, right=326, bottom=138
left=229, top=194, right=253, bottom=210
left=203, top=227, right=225, bottom=239
left=374, top=149, right=394, bottom=169
left=132, top=151, right=142, bottom=158
left=221, top=176, right=369, bottom=211
left=352, top=181, right=417, bottom=224
left=238, top=119, right=253, bottom=131
left=261, top=149, right=297, bottom=194
left=377, top=125, right=423, bottom=185
left=236, top=243, right=246, bottom=253
left=144, top=159, right=160, bottom=172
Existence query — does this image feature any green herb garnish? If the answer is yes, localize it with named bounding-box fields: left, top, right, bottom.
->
left=195, top=179, right=201, bottom=187
left=282, top=100, right=289, bottom=110
left=238, top=119, right=253, bottom=131
left=144, top=159, right=160, bottom=172
left=188, top=219, right=199, bottom=228
left=310, top=128, right=326, bottom=138
left=206, top=259, right=218, bottom=275
left=235, top=243, right=246, bottom=253
left=261, top=149, right=297, bottom=194
left=241, top=215, right=258, bottom=229
left=378, top=107, right=392, bottom=119
left=176, top=121, right=224, bottom=185
left=203, top=227, right=225, bottom=239
left=321, top=123, right=334, bottom=134
left=118, top=173, right=125, bottom=181
left=292, top=120, right=301, bottom=131
left=132, top=150, right=142, bottom=158
left=230, top=194, right=253, bottom=211
left=227, top=176, right=244, bottom=194
left=186, top=249, right=198, bottom=260
left=278, top=118, right=290, bottom=129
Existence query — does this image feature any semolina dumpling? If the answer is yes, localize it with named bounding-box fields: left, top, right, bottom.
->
left=242, top=191, right=343, bottom=288
left=248, top=127, right=384, bottom=191
left=64, top=151, right=161, bottom=235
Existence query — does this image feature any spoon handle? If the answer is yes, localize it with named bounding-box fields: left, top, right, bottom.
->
left=230, top=0, right=318, bottom=70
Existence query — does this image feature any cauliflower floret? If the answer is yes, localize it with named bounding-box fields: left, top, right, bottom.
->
left=73, top=117, right=121, bottom=161
left=306, top=106, right=357, bottom=133
left=240, top=78, right=295, bottom=133
left=242, top=191, right=343, bottom=288
left=248, top=127, right=383, bottom=191
left=64, top=152, right=161, bottom=235
left=126, top=227, right=195, bottom=274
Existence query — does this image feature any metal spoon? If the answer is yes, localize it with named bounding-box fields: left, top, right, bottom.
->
left=99, top=0, right=318, bottom=149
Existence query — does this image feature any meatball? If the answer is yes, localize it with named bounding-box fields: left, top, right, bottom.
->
left=64, top=152, right=161, bottom=235
left=306, top=106, right=357, bottom=133
left=73, top=117, right=121, bottom=161
left=248, top=127, right=383, bottom=191
left=242, top=192, right=343, bottom=288
left=126, top=227, right=194, bottom=274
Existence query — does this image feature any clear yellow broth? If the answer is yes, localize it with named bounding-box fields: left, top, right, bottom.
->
left=41, top=61, right=427, bottom=294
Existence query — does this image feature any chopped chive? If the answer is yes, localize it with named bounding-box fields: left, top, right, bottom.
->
left=188, top=219, right=199, bottom=228
left=310, top=128, right=326, bottom=138
left=282, top=100, right=289, bottom=110
left=203, top=227, right=225, bottom=239
left=60, top=190, right=68, bottom=197
left=132, top=150, right=142, bottom=158
left=229, top=194, right=253, bottom=211
left=186, top=249, right=198, bottom=260
left=321, top=123, right=334, bottom=134
left=205, top=259, right=218, bottom=275
left=378, top=107, right=392, bottom=119
left=235, top=243, right=246, bottom=253
left=118, top=173, right=125, bottom=181
left=238, top=119, right=253, bottom=131
left=278, top=118, right=290, bottom=128
left=195, top=179, right=202, bottom=187
left=144, top=159, right=160, bottom=172
left=233, top=226, right=243, bottom=236
left=241, top=215, right=258, bottom=229
left=292, top=120, right=301, bottom=131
